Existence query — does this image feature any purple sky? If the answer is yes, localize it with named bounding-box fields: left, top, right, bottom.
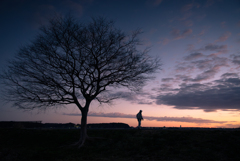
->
left=0, top=0, right=240, bottom=127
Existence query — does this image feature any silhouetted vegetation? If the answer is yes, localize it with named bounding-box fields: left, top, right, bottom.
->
left=0, top=121, right=130, bottom=129
left=0, top=128, right=240, bottom=161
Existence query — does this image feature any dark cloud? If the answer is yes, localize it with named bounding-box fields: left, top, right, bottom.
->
left=221, top=73, right=239, bottom=78
left=195, top=56, right=228, bottom=70
left=156, top=77, right=240, bottom=112
left=202, top=44, right=228, bottom=52
left=184, top=52, right=204, bottom=61
left=160, top=49, right=238, bottom=112
left=158, top=83, right=177, bottom=93
left=175, top=62, right=195, bottom=73
left=138, top=101, right=153, bottom=105
left=161, top=78, right=174, bottom=82
left=191, top=67, right=219, bottom=82
left=175, top=75, right=192, bottom=81
left=63, top=112, right=227, bottom=124
left=111, top=91, right=137, bottom=101
left=175, top=53, right=229, bottom=82
left=176, top=58, right=228, bottom=82
left=231, top=54, right=240, bottom=65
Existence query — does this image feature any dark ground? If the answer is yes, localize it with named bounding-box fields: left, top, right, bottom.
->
left=0, top=128, right=240, bottom=161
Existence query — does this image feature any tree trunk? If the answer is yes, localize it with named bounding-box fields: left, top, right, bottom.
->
left=76, top=101, right=90, bottom=148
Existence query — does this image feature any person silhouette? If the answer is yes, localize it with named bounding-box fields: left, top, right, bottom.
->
left=136, top=110, right=143, bottom=128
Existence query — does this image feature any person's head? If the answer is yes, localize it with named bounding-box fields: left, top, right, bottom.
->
left=140, top=110, right=142, bottom=113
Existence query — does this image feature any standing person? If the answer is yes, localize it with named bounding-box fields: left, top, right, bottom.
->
left=136, top=110, right=143, bottom=128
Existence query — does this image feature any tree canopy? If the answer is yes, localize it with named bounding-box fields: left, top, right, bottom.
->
left=0, top=16, right=161, bottom=147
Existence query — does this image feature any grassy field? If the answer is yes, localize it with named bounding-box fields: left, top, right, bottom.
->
left=0, top=128, right=240, bottom=161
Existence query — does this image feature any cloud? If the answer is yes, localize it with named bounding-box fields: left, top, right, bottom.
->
left=175, top=62, right=195, bottom=73
left=176, top=54, right=229, bottom=78
left=221, top=73, right=239, bottom=78
left=198, top=30, right=205, bottom=36
left=231, top=54, right=240, bottom=65
left=110, top=91, right=153, bottom=105
left=215, top=31, right=231, bottom=42
left=184, top=53, right=204, bottom=61
left=183, top=20, right=193, bottom=27
left=158, top=38, right=169, bottom=45
left=219, top=124, right=240, bottom=128
left=156, top=77, right=240, bottom=112
left=171, top=28, right=192, bottom=40
left=194, top=43, right=228, bottom=55
left=111, top=91, right=137, bottom=101
left=191, top=67, right=219, bottom=82
left=186, top=44, right=195, bottom=51
left=202, top=44, right=227, bottom=51
left=63, top=112, right=227, bottom=124
left=183, top=29, right=193, bottom=35
left=158, top=83, right=177, bottom=93
left=161, top=78, right=174, bottom=82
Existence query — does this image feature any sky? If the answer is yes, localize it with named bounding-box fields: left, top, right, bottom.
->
left=0, top=0, right=240, bottom=128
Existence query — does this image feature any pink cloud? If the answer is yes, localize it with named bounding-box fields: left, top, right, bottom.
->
left=171, top=28, right=192, bottom=40
left=63, top=112, right=227, bottom=124
left=198, top=30, right=205, bottom=36
left=215, top=31, right=231, bottom=42
left=186, top=44, right=195, bottom=51
left=158, top=38, right=169, bottom=45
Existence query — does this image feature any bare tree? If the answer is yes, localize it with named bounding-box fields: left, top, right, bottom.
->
left=0, top=16, right=161, bottom=147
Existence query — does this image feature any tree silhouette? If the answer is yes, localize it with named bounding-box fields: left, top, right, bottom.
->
left=0, top=16, right=161, bottom=147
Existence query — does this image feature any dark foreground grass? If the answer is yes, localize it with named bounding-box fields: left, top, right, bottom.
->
left=0, top=128, right=240, bottom=161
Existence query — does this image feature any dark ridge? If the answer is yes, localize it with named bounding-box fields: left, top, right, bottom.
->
left=87, top=123, right=130, bottom=129
left=0, top=121, right=42, bottom=128
left=0, top=121, right=130, bottom=129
